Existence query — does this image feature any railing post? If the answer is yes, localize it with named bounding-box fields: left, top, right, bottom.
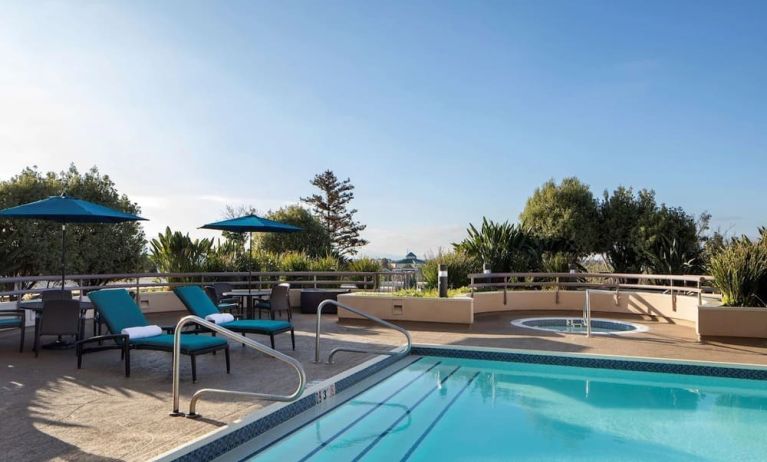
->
left=555, top=276, right=560, bottom=304
left=135, top=277, right=141, bottom=304
left=697, top=277, right=703, bottom=305
left=670, top=278, right=676, bottom=311
left=313, top=274, right=317, bottom=289
left=503, top=276, right=508, bottom=305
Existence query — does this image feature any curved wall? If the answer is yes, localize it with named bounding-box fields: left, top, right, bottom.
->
left=472, top=290, right=699, bottom=325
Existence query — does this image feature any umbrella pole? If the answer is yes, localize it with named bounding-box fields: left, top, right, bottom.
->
left=61, top=223, right=66, bottom=289
left=248, top=232, right=253, bottom=318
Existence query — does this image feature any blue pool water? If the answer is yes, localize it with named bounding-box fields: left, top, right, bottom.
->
left=249, top=356, right=767, bottom=461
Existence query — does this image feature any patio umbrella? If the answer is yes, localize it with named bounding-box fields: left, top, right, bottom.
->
left=200, top=214, right=302, bottom=296
left=0, top=195, right=147, bottom=288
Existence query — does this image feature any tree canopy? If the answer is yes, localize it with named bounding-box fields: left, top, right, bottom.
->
left=519, top=177, right=600, bottom=259
left=256, top=205, right=332, bottom=257
left=301, top=170, right=368, bottom=257
left=0, top=165, right=146, bottom=286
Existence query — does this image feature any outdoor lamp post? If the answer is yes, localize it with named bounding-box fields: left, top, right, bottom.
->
left=438, top=264, right=448, bottom=298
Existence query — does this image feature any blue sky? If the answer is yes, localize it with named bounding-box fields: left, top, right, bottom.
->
left=0, top=1, right=765, bottom=258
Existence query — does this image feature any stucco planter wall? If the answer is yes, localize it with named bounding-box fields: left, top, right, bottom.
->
left=337, top=293, right=473, bottom=324
left=138, top=291, right=185, bottom=313
left=472, top=290, right=699, bottom=324
left=697, top=306, right=767, bottom=339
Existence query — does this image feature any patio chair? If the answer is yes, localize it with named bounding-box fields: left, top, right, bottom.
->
left=254, top=283, right=292, bottom=321
left=0, top=309, right=26, bottom=352
left=204, top=284, right=241, bottom=316
left=34, top=299, right=81, bottom=357
left=78, top=288, right=229, bottom=382
left=174, top=285, right=295, bottom=350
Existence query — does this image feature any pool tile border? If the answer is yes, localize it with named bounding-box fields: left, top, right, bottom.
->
left=411, top=346, right=767, bottom=380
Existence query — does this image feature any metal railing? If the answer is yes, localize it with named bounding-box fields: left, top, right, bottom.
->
left=0, top=270, right=422, bottom=302
left=170, top=315, right=306, bottom=418
left=584, top=289, right=592, bottom=337
left=314, top=299, right=412, bottom=364
left=469, top=272, right=718, bottom=306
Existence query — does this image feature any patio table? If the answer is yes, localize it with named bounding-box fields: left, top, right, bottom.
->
left=223, top=289, right=270, bottom=318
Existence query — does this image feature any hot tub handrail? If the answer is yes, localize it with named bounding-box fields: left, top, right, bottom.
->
left=314, top=299, right=412, bottom=364
left=171, top=315, right=306, bottom=417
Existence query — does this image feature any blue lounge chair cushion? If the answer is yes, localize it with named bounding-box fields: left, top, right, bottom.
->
left=219, top=319, right=291, bottom=334
left=173, top=286, right=220, bottom=318
left=0, top=317, right=22, bottom=328
left=130, top=333, right=227, bottom=353
left=88, top=289, right=150, bottom=333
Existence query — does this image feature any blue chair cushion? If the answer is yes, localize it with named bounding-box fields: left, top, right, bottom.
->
left=219, top=319, right=291, bottom=334
left=255, top=301, right=271, bottom=309
left=89, top=289, right=149, bottom=333
left=0, top=317, right=22, bottom=328
left=130, top=334, right=227, bottom=353
left=174, top=286, right=220, bottom=318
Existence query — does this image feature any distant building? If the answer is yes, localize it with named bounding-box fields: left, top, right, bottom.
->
left=391, top=251, right=425, bottom=270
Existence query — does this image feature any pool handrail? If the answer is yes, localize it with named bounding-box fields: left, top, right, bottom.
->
left=314, top=299, right=412, bottom=364
left=171, top=315, right=306, bottom=417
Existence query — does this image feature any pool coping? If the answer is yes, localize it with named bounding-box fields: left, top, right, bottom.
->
left=155, top=343, right=767, bottom=461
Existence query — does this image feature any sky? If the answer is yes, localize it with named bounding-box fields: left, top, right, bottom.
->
left=0, top=1, right=765, bottom=259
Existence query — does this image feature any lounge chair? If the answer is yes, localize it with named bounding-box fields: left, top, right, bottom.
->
left=78, top=288, right=229, bottom=382
left=0, top=309, right=25, bottom=352
left=174, top=285, right=295, bottom=350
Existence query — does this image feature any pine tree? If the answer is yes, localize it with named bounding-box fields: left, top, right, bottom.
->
left=301, top=170, right=368, bottom=256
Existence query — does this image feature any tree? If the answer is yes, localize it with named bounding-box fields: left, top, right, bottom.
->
left=520, top=178, right=600, bottom=259
left=257, top=205, right=332, bottom=257
left=0, top=165, right=146, bottom=287
left=598, top=187, right=657, bottom=273
left=301, top=170, right=368, bottom=256
left=636, top=205, right=702, bottom=274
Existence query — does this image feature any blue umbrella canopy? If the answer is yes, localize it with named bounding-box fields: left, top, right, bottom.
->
left=0, top=195, right=146, bottom=223
left=200, top=214, right=301, bottom=233
left=201, top=214, right=301, bottom=297
left=0, top=195, right=147, bottom=287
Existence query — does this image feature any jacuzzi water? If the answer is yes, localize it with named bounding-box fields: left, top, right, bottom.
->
left=512, top=316, right=647, bottom=335
left=246, top=356, right=767, bottom=461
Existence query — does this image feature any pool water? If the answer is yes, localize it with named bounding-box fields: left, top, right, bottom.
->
left=249, top=356, right=767, bottom=461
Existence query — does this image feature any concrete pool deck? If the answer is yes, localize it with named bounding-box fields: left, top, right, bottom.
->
left=2, top=309, right=767, bottom=461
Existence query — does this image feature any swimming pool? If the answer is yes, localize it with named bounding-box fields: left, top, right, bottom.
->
left=238, top=354, right=767, bottom=461
left=512, top=316, right=648, bottom=335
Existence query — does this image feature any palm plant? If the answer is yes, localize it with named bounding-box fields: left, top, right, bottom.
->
left=149, top=227, right=214, bottom=281
left=453, top=217, right=541, bottom=273
left=709, top=237, right=767, bottom=307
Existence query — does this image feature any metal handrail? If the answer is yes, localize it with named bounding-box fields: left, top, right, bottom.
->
left=314, top=299, right=412, bottom=364
left=171, top=315, right=306, bottom=417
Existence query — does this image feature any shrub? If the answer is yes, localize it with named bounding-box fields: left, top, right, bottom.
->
left=710, top=238, right=767, bottom=307
left=346, top=257, right=381, bottom=273
left=309, top=255, right=341, bottom=271
left=422, top=251, right=479, bottom=289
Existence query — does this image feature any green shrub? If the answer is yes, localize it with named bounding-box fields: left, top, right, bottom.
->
left=422, top=251, right=479, bottom=289
left=309, top=255, right=341, bottom=271
left=346, top=257, right=381, bottom=273
left=710, top=238, right=767, bottom=307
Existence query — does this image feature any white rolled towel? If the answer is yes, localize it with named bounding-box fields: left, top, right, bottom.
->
left=205, top=313, right=235, bottom=324
left=121, top=325, right=163, bottom=339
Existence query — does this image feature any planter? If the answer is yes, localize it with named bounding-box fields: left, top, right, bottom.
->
left=697, top=305, right=767, bottom=339
left=337, top=293, right=473, bottom=324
